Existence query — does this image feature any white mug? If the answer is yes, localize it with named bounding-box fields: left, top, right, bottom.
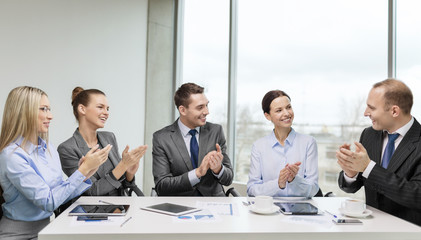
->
left=341, top=199, right=366, bottom=214
left=254, top=196, right=273, bottom=210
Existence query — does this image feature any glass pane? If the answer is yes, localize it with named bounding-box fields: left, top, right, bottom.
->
left=236, top=0, right=387, bottom=199
left=397, top=0, right=421, bottom=119
left=182, top=0, right=229, bottom=131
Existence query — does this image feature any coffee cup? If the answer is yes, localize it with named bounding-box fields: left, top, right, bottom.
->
left=341, top=199, right=366, bottom=214
left=254, top=196, right=273, bottom=210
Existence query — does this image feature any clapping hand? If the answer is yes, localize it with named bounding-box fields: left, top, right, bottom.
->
left=78, top=144, right=112, bottom=180
left=278, top=162, right=301, bottom=189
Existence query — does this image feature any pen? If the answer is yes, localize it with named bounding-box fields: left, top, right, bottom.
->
left=325, top=210, right=337, bottom=218
left=98, top=200, right=114, bottom=205
left=120, top=216, right=132, bottom=227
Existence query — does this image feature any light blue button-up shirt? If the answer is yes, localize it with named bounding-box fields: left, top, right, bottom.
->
left=0, top=137, right=91, bottom=221
left=247, top=129, right=319, bottom=197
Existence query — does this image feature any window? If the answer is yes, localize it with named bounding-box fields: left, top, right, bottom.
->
left=182, top=0, right=230, bottom=131
left=235, top=0, right=386, bottom=198
left=181, top=0, right=397, bottom=199
left=397, top=0, right=421, bottom=118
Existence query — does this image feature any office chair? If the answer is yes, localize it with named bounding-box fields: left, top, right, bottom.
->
left=225, top=187, right=241, bottom=197
left=123, top=181, right=145, bottom=196
left=0, top=187, right=4, bottom=217
left=151, top=187, right=240, bottom=197
left=314, top=188, right=335, bottom=197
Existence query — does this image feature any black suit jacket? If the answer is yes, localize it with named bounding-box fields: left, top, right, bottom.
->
left=152, top=120, right=234, bottom=196
left=339, top=118, right=421, bottom=226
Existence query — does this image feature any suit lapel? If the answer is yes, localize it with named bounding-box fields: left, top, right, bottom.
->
left=97, top=132, right=118, bottom=167
left=371, top=131, right=384, bottom=165
left=73, top=129, right=91, bottom=156
left=170, top=121, right=194, bottom=169
left=388, top=119, right=421, bottom=172
left=198, top=124, right=210, bottom=166
left=73, top=129, right=108, bottom=176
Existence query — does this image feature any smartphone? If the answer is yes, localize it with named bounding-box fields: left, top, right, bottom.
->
left=332, top=218, right=362, bottom=225
left=77, top=215, right=108, bottom=221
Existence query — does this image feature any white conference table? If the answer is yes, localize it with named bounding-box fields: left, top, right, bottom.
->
left=39, top=196, right=421, bottom=240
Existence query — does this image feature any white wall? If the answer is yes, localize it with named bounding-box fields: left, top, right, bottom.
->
left=0, top=0, right=148, bottom=188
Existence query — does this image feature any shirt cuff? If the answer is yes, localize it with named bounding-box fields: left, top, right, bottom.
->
left=343, top=171, right=358, bottom=184
left=212, top=165, right=225, bottom=179
left=362, top=160, right=376, bottom=178
left=188, top=169, right=200, bottom=187
left=105, top=171, right=123, bottom=189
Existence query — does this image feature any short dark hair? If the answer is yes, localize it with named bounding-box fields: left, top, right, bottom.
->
left=261, top=90, right=291, bottom=114
left=71, top=87, right=106, bottom=121
left=174, top=83, right=204, bottom=108
left=373, top=79, right=413, bottom=115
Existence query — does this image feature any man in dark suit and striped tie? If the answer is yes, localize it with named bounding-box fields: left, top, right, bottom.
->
left=336, top=79, right=421, bottom=226
left=152, top=83, right=233, bottom=196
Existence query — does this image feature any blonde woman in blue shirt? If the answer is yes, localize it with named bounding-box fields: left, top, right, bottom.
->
left=0, top=86, right=111, bottom=240
left=247, top=90, right=319, bottom=197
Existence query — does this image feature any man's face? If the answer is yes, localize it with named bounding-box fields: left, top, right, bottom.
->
left=179, top=93, right=209, bottom=129
left=364, top=87, right=394, bottom=131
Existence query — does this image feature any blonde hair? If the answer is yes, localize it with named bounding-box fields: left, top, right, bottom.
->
left=0, top=86, right=48, bottom=152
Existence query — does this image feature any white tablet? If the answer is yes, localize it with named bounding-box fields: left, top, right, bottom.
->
left=141, top=203, right=201, bottom=216
left=68, top=204, right=130, bottom=216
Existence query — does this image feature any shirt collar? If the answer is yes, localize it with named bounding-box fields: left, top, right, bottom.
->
left=14, top=136, right=47, bottom=154
left=177, top=118, right=200, bottom=137
left=270, top=128, right=296, bottom=147
left=385, top=116, right=414, bottom=137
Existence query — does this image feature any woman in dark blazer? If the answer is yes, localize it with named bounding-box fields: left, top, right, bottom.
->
left=58, top=87, right=147, bottom=196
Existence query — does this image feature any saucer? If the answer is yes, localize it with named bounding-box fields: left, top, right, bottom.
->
left=274, top=197, right=309, bottom=201
left=249, top=205, right=280, bottom=215
left=339, top=208, right=372, bottom=218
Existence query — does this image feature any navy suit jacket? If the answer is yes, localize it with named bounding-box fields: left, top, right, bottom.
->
left=152, top=120, right=233, bottom=196
left=339, top=118, right=421, bottom=226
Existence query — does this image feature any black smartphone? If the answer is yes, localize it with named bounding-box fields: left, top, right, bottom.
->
left=77, top=215, right=108, bottom=221
left=332, top=218, right=362, bottom=225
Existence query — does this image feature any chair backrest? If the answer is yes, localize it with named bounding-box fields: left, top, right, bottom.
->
left=125, top=185, right=145, bottom=197
left=225, top=187, right=241, bottom=197
left=150, top=187, right=158, bottom=197
left=314, top=188, right=323, bottom=197
left=1, top=186, right=5, bottom=217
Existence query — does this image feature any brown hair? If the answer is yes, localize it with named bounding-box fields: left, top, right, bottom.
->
left=71, top=87, right=106, bottom=121
left=373, top=79, right=413, bottom=115
left=174, top=83, right=204, bottom=108
left=261, top=90, right=291, bottom=114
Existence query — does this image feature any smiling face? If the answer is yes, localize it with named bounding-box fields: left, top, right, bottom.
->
left=37, top=94, right=53, bottom=134
left=264, top=96, right=294, bottom=129
left=364, top=87, right=395, bottom=132
left=79, top=94, right=109, bottom=130
left=179, top=93, right=209, bottom=129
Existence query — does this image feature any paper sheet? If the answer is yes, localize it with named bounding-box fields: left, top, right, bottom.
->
left=196, top=202, right=239, bottom=216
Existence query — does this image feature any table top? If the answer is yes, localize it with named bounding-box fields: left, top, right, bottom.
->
left=39, top=196, right=421, bottom=240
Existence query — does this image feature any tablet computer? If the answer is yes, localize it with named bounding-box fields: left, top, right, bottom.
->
left=141, top=203, right=200, bottom=216
left=275, top=202, right=318, bottom=215
left=68, top=204, right=130, bottom=216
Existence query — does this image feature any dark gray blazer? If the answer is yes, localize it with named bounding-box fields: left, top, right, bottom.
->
left=58, top=129, right=129, bottom=196
left=152, top=120, right=233, bottom=196
left=338, top=118, right=421, bottom=226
